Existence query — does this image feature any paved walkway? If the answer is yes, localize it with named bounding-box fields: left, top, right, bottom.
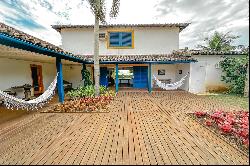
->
left=0, top=91, right=248, bottom=165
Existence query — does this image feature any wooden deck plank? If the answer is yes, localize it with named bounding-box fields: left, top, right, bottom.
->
left=0, top=91, right=248, bottom=165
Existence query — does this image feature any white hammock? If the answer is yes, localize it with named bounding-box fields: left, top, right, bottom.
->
left=0, top=73, right=58, bottom=110
left=153, top=74, right=188, bottom=90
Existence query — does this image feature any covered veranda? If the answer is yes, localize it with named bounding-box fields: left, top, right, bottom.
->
left=0, top=23, right=86, bottom=103
left=82, top=54, right=196, bottom=93
left=0, top=22, right=196, bottom=104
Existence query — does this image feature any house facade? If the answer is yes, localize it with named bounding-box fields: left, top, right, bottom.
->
left=0, top=22, right=246, bottom=103
left=52, top=23, right=195, bottom=92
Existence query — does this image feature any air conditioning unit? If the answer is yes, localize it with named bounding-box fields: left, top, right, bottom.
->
left=99, top=33, right=106, bottom=40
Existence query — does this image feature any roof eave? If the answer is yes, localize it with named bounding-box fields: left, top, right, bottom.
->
left=51, top=23, right=191, bottom=33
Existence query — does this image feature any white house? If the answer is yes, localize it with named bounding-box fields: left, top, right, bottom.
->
left=0, top=22, right=246, bottom=103
left=51, top=23, right=193, bottom=92
left=52, top=23, right=246, bottom=94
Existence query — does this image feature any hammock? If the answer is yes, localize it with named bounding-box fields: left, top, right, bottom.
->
left=153, top=74, right=188, bottom=90
left=0, top=73, right=58, bottom=110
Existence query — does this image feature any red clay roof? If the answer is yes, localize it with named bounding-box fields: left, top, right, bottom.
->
left=52, top=23, right=190, bottom=32
left=0, top=22, right=74, bottom=56
left=74, top=54, right=196, bottom=63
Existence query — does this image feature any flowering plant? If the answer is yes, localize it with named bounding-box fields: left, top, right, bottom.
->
left=193, top=110, right=249, bottom=153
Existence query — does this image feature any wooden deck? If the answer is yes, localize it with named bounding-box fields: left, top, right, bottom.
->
left=0, top=91, right=248, bottom=165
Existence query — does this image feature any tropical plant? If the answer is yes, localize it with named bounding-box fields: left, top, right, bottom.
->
left=197, top=31, right=239, bottom=52
left=81, top=64, right=92, bottom=86
left=67, top=89, right=81, bottom=99
left=67, top=85, right=115, bottom=99
left=87, top=0, right=120, bottom=96
left=80, top=85, right=95, bottom=97
left=220, top=56, right=248, bottom=95
left=99, top=85, right=107, bottom=95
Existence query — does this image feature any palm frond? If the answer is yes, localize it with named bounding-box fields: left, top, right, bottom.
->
left=87, top=0, right=107, bottom=24
left=109, top=0, right=120, bottom=18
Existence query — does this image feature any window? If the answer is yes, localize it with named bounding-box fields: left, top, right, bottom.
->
left=107, top=30, right=134, bottom=48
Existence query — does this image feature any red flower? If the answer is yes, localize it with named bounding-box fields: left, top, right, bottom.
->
left=243, top=139, right=249, bottom=147
left=205, top=120, right=213, bottom=126
left=219, top=123, right=232, bottom=133
left=194, top=111, right=206, bottom=118
left=239, top=129, right=249, bottom=138
left=210, top=111, right=223, bottom=120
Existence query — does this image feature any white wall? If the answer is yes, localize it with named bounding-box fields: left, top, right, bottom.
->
left=63, top=64, right=83, bottom=89
left=0, top=58, right=56, bottom=98
left=175, top=64, right=190, bottom=91
left=151, top=64, right=190, bottom=90
left=189, top=55, right=246, bottom=93
left=152, top=64, right=177, bottom=87
left=60, top=27, right=179, bottom=55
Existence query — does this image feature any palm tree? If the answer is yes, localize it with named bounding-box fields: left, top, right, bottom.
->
left=87, top=0, right=120, bottom=96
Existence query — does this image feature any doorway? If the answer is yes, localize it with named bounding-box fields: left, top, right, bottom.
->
left=30, top=64, right=44, bottom=95
left=118, top=67, right=133, bottom=88
left=133, top=66, right=148, bottom=88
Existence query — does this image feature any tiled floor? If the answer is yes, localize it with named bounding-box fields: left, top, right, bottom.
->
left=0, top=91, right=248, bottom=165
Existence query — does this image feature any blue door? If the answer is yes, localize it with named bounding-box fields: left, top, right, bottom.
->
left=100, top=67, right=108, bottom=87
left=133, top=66, right=148, bottom=88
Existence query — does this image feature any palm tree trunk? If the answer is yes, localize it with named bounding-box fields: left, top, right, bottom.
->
left=244, top=63, right=249, bottom=97
left=94, top=14, right=100, bottom=96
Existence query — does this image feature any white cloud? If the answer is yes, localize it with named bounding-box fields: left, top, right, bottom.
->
left=0, top=0, right=249, bottom=49
left=155, top=0, right=249, bottom=48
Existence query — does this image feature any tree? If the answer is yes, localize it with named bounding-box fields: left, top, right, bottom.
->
left=87, top=0, right=120, bottom=96
left=241, top=46, right=249, bottom=97
left=220, top=56, right=248, bottom=95
left=244, top=62, right=249, bottom=97
left=198, top=31, right=239, bottom=51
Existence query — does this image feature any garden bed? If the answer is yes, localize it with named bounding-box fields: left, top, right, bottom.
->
left=41, top=96, right=114, bottom=113
left=187, top=110, right=249, bottom=156
left=41, top=85, right=116, bottom=113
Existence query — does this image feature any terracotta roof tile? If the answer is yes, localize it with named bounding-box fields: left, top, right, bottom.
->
left=74, top=54, right=196, bottom=63
left=52, top=23, right=190, bottom=32
left=174, top=49, right=248, bottom=55
left=0, top=22, right=75, bottom=56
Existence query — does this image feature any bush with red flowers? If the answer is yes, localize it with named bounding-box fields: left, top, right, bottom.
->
left=191, top=110, right=249, bottom=154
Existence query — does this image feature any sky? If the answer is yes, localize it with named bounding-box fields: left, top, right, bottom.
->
left=0, top=0, right=249, bottom=49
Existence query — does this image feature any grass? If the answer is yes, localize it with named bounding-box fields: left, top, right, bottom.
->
left=206, top=93, right=249, bottom=110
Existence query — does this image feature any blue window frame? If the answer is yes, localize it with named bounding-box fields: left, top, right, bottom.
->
left=108, top=31, right=133, bottom=48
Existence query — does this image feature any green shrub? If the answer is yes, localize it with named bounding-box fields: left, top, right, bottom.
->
left=81, top=65, right=92, bottom=86
left=220, top=56, right=248, bottom=95
left=78, top=85, right=95, bottom=97
left=100, top=85, right=107, bottom=95
left=66, top=85, right=115, bottom=99
left=67, top=89, right=81, bottom=99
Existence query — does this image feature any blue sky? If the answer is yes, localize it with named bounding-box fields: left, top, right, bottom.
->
left=0, top=0, right=249, bottom=49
